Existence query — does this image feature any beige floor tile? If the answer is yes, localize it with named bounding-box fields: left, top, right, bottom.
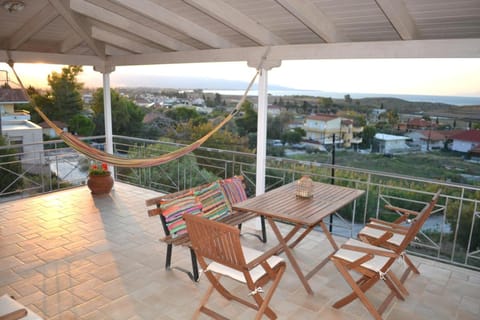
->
left=1, top=183, right=479, bottom=319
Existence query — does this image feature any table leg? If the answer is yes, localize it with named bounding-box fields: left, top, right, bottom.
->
left=304, top=219, right=340, bottom=281
left=267, top=217, right=314, bottom=295
left=319, top=220, right=339, bottom=251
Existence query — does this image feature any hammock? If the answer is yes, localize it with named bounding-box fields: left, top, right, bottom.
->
left=7, top=58, right=259, bottom=168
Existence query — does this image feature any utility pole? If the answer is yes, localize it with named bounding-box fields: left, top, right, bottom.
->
left=330, top=133, right=336, bottom=232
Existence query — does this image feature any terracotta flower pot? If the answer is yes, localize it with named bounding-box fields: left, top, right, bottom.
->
left=87, top=172, right=114, bottom=195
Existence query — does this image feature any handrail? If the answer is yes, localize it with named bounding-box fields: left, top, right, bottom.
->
left=0, top=134, right=479, bottom=271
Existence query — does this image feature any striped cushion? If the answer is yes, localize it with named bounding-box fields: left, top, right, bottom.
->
left=195, top=182, right=231, bottom=220
left=160, top=194, right=203, bottom=236
left=220, top=176, right=248, bottom=205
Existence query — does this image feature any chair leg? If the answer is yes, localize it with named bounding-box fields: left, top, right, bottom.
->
left=387, top=270, right=409, bottom=297
left=260, top=215, right=267, bottom=243
left=165, top=243, right=172, bottom=269
left=332, top=260, right=383, bottom=320
left=203, top=272, right=236, bottom=301
left=190, top=249, right=200, bottom=282
left=332, top=274, right=377, bottom=308
left=402, top=254, right=420, bottom=279
left=192, top=282, right=216, bottom=320
left=253, top=264, right=285, bottom=320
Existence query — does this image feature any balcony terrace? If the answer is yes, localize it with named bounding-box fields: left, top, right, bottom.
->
left=1, top=1, right=479, bottom=318
left=1, top=136, right=480, bottom=319
left=1, top=182, right=479, bottom=319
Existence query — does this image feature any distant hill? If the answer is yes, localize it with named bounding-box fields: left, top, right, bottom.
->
left=350, top=97, right=452, bottom=113
left=346, top=97, right=480, bottom=120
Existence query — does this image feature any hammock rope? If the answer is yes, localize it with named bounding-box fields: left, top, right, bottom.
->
left=7, top=55, right=262, bottom=168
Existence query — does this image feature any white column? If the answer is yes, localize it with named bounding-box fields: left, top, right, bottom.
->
left=255, top=68, right=268, bottom=196
left=247, top=57, right=281, bottom=232
left=247, top=58, right=281, bottom=196
left=94, top=64, right=115, bottom=177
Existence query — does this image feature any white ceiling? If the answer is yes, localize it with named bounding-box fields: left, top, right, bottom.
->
left=1, top=0, right=479, bottom=69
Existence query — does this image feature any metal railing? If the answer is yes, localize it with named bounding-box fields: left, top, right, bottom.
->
left=1, top=135, right=479, bottom=271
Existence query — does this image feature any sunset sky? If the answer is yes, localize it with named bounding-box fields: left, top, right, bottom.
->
left=1, top=58, right=479, bottom=98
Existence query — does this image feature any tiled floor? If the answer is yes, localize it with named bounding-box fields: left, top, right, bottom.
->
left=1, top=182, right=479, bottom=319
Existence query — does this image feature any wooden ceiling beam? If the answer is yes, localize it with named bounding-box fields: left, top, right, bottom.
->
left=111, top=0, right=235, bottom=49
left=374, top=0, right=419, bottom=40
left=275, top=0, right=349, bottom=43
left=185, top=0, right=287, bottom=45
left=8, top=3, right=59, bottom=49
left=70, top=0, right=194, bottom=51
left=49, top=0, right=106, bottom=59
left=91, top=27, right=159, bottom=54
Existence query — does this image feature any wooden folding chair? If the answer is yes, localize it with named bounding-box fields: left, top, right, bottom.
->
left=330, top=239, right=408, bottom=320
left=357, top=190, right=441, bottom=283
left=184, top=213, right=286, bottom=320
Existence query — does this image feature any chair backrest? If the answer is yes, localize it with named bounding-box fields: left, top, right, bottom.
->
left=400, top=189, right=441, bottom=248
left=184, top=213, right=246, bottom=271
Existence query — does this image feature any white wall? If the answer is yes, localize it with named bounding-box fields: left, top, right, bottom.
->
left=452, top=140, right=477, bottom=153
left=2, top=120, right=44, bottom=164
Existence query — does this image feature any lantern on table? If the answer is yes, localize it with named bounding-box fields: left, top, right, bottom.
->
left=296, top=175, right=313, bottom=198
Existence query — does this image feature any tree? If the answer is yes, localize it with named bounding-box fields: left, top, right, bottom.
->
left=45, top=66, right=84, bottom=122
left=165, top=107, right=206, bottom=126
left=359, top=125, right=376, bottom=149
left=235, top=100, right=257, bottom=137
left=344, top=94, right=352, bottom=104
left=28, top=66, right=84, bottom=128
left=68, top=114, right=95, bottom=136
left=267, top=111, right=294, bottom=140
left=92, top=88, right=145, bottom=137
left=321, top=97, right=333, bottom=108
left=214, top=93, right=222, bottom=106
left=282, top=128, right=305, bottom=145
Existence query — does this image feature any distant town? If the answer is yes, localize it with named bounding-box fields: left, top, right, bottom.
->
left=100, top=87, right=480, bottom=159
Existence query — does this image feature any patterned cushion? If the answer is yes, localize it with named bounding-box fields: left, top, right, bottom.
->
left=220, top=176, right=248, bottom=205
left=160, top=193, right=203, bottom=236
left=194, top=182, right=231, bottom=220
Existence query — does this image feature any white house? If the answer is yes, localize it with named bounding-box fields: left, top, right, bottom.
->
left=267, top=105, right=283, bottom=117
left=304, top=114, right=362, bottom=148
left=1, top=87, right=45, bottom=165
left=374, top=133, right=409, bottom=154
left=370, top=108, right=387, bottom=122
left=405, top=130, right=445, bottom=151
left=450, top=130, right=480, bottom=153
left=304, top=114, right=342, bottom=144
left=38, top=121, right=68, bottom=138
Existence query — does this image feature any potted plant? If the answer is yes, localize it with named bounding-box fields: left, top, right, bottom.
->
left=87, top=162, right=114, bottom=194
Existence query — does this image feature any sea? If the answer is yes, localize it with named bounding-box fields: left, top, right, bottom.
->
left=203, top=89, right=480, bottom=106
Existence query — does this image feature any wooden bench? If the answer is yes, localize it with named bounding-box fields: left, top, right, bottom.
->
left=146, top=176, right=266, bottom=281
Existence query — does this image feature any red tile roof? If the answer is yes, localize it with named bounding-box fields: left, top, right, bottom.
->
left=0, top=88, right=29, bottom=103
left=307, top=114, right=338, bottom=121
left=416, top=130, right=448, bottom=141
left=450, top=130, right=480, bottom=143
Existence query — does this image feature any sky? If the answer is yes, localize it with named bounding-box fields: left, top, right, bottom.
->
left=1, top=58, right=480, bottom=99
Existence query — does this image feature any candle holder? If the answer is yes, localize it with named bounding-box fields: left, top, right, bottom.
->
left=296, top=175, right=313, bottom=198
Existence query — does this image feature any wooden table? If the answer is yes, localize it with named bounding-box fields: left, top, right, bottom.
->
left=232, top=181, right=365, bottom=295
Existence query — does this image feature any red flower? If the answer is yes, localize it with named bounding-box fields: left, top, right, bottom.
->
left=89, top=162, right=110, bottom=176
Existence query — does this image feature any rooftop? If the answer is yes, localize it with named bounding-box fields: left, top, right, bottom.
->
left=1, top=0, right=479, bottom=67
left=0, top=88, right=28, bottom=104
left=450, top=130, right=480, bottom=143
left=1, top=182, right=479, bottom=319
